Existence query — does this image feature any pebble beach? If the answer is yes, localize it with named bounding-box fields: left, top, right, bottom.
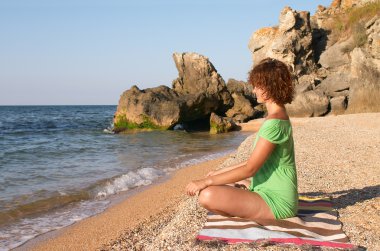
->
left=25, top=113, right=380, bottom=251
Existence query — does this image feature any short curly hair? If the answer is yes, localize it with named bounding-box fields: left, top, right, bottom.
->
left=248, top=58, right=294, bottom=105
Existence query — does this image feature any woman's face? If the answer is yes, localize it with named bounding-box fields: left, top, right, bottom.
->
left=253, top=86, right=267, bottom=103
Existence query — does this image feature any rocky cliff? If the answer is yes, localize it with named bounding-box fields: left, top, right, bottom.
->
left=249, top=0, right=380, bottom=116
left=113, top=0, right=380, bottom=133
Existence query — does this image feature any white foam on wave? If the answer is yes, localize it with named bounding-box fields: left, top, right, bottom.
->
left=94, top=151, right=232, bottom=199
left=95, top=167, right=165, bottom=198
left=103, top=122, right=115, bottom=134
left=103, top=128, right=114, bottom=134
left=0, top=200, right=109, bottom=251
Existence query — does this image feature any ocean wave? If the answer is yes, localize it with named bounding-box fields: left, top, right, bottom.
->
left=95, top=167, right=165, bottom=198
left=103, top=128, right=114, bottom=134
left=0, top=191, right=91, bottom=226
left=0, top=199, right=109, bottom=250
left=0, top=150, right=236, bottom=250
left=103, top=121, right=115, bottom=134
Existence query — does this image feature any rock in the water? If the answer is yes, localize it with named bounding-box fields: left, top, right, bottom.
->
left=113, top=52, right=233, bottom=133
left=286, top=90, right=330, bottom=117
left=209, top=113, right=234, bottom=134
left=113, top=85, right=181, bottom=132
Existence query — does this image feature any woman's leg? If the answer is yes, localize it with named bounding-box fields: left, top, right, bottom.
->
left=234, top=179, right=251, bottom=189
left=198, top=185, right=275, bottom=220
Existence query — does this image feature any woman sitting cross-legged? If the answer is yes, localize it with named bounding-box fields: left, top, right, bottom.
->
left=186, top=58, right=298, bottom=221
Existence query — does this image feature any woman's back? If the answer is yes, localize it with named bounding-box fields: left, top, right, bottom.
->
left=250, top=119, right=298, bottom=219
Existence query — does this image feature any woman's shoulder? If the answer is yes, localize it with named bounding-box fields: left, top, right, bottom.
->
left=265, top=113, right=290, bottom=121
left=262, top=118, right=291, bottom=126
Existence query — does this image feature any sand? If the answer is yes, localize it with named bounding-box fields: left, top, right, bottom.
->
left=21, top=113, right=380, bottom=251
left=19, top=156, right=225, bottom=251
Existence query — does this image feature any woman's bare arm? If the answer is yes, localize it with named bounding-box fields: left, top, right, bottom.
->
left=206, top=161, right=247, bottom=177
left=186, top=137, right=276, bottom=196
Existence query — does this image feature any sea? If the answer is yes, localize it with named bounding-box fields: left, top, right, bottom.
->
left=0, top=105, right=251, bottom=250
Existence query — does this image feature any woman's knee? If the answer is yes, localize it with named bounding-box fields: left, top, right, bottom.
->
left=198, top=186, right=217, bottom=208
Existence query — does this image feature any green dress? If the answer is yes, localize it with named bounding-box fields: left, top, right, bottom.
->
left=249, top=119, right=298, bottom=219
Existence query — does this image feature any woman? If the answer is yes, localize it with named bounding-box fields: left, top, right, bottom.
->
left=186, top=58, right=298, bottom=220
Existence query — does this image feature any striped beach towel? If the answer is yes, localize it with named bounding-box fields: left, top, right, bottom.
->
left=197, top=196, right=356, bottom=249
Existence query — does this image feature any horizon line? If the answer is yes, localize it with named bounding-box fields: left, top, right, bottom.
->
left=0, top=104, right=118, bottom=106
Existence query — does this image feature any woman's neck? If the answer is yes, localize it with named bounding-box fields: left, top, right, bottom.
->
left=265, top=101, right=288, bottom=119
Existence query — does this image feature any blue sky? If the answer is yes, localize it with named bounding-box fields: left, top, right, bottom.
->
left=0, top=0, right=332, bottom=105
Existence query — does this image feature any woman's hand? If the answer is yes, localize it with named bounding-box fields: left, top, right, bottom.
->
left=186, top=179, right=209, bottom=196
left=205, top=170, right=216, bottom=177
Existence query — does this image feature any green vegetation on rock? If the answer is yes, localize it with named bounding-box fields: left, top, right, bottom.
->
left=210, top=121, right=228, bottom=134
left=113, top=114, right=167, bottom=132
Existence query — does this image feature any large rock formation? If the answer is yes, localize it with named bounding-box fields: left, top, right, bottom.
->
left=172, top=53, right=232, bottom=119
left=248, top=6, right=317, bottom=76
left=225, top=79, right=262, bottom=122
left=249, top=0, right=380, bottom=117
left=113, top=52, right=234, bottom=133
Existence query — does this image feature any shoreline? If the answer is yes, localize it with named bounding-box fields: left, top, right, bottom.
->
left=17, top=155, right=230, bottom=251
left=5, top=130, right=249, bottom=250
left=14, top=113, right=380, bottom=250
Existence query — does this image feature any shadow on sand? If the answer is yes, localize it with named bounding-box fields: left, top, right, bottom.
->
left=301, top=184, right=380, bottom=209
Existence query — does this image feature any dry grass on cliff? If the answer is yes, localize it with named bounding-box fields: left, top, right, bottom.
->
left=325, top=1, right=380, bottom=46
left=347, top=83, right=380, bottom=113
left=346, top=64, right=380, bottom=114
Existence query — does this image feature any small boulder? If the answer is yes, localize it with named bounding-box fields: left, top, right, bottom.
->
left=209, top=113, right=234, bottom=134
left=226, top=94, right=259, bottom=123
left=226, top=79, right=253, bottom=97
left=330, top=96, right=347, bottom=115
left=225, top=79, right=260, bottom=122
left=286, top=90, right=330, bottom=117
